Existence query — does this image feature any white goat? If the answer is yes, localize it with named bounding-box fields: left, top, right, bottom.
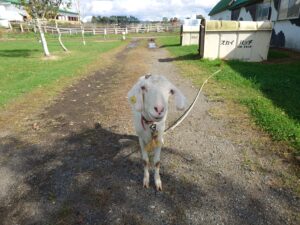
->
left=128, top=74, right=186, bottom=191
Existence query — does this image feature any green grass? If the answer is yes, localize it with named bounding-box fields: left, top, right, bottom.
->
left=0, top=34, right=123, bottom=106
left=268, top=49, right=290, bottom=59
left=2, top=31, right=179, bottom=41
left=158, top=36, right=300, bottom=155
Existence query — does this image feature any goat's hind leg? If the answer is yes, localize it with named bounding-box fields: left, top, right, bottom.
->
left=154, top=147, right=162, bottom=191
left=139, top=138, right=150, bottom=188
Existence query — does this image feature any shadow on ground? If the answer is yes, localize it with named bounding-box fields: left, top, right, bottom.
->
left=159, top=44, right=181, bottom=48
left=158, top=53, right=200, bottom=62
left=0, top=49, right=39, bottom=58
left=0, top=125, right=294, bottom=225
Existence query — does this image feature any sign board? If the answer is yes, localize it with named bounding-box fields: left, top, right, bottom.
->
left=198, top=20, right=273, bottom=62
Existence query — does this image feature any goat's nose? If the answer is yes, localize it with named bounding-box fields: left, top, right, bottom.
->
left=154, top=106, right=164, bottom=115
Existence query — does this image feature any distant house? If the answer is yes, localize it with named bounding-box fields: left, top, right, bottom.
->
left=0, top=0, right=27, bottom=22
left=209, top=0, right=300, bottom=51
left=0, top=0, right=79, bottom=23
left=55, top=10, right=79, bottom=23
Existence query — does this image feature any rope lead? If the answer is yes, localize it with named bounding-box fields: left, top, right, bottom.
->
left=164, top=69, right=222, bottom=134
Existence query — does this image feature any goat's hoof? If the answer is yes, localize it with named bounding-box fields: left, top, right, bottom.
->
left=155, top=180, right=162, bottom=191
left=143, top=179, right=149, bottom=188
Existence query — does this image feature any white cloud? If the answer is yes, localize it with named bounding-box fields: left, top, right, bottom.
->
left=78, top=0, right=219, bottom=21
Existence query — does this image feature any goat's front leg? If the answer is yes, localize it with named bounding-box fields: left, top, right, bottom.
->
left=154, top=147, right=162, bottom=191
left=139, top=138, right=149, bottom=188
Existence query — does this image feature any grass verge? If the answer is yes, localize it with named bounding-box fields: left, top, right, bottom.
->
left=158, top=36, right=300, bottom=157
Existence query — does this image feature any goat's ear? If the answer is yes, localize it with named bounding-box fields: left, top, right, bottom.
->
left=128, top=81, right=144, bottom=112
left=170, top=86, right=186, bottom=111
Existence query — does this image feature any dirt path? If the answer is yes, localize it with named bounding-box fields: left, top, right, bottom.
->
left=0, top=40, right=299, bottom=225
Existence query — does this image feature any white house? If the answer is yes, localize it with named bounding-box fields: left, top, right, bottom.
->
left=0, top=0, right=79, bottom=28
left=0, top=0, right=26, bottom=23
left=209, top=0, right=300, bottom=51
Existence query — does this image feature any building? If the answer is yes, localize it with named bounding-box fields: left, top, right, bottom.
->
left=55, top=10, right=79, bottom=23
left=209, top=0, right=300, bottom=51
left=0, top=0, right=79, bottom=24
left=0, top=0, right=27, bottom=22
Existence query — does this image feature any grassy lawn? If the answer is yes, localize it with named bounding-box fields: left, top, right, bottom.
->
left=158, top=36, right=300, bottom=156
left=0, top=34, right=123, bottom=107
left=1, top=31, right=179, bottom=41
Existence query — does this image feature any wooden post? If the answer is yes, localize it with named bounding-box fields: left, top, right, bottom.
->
left=104, top=28, right=107, bottom=39
left=8, top=22, right=12, bottom=31
left=69, top=29, right=72, bottom=35
left=115, top=28, right=117, bottom=34
left=93, top=28, right=95, bottom=35
left=20, top=23, right=24, bottom=32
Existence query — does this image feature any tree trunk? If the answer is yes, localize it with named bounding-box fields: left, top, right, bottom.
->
left=55, top=20, right=68, bottom=51
left=75, top=0, right=86, bottom=46
left=36, top=18, right=50, bottom=57
left=80, top=23, right=86, bottom=45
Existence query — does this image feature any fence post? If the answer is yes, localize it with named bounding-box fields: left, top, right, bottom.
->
left=20, top=23, right=24, bottom=32
left=8, top=22, right=12, bottom=31
left=103, top=28, right=107, bottom=39
left=93, top=28, right=95, bottom=35
left=69, top=29, right=72, bottom=35
left=115, top=28, right=117, bottom=34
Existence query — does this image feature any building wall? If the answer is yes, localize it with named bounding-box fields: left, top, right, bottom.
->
left=0, top=2, right=24, bottom=21
left=210, top=0, right=300, bottom=51
left=270, top=0, right=300, bottom=50
left=210, top=10, right=231, bottom=20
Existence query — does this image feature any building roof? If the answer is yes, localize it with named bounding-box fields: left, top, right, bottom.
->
left=229, top=0, right=257, bottom=10
left=209, top=0, right=259, bottom=16
left=58, top=9, right=78, bottom=16
left=2, top=0, right=21, bottom=5
left=208, top=0, right=234, bottom=16
left=1, top=0, right=78, bottom=15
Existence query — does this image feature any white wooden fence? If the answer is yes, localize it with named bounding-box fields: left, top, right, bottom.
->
left=10, top=21, right=180, bottom=35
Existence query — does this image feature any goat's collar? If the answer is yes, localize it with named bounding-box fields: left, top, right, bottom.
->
left=141, top=115, right=155, bottom=130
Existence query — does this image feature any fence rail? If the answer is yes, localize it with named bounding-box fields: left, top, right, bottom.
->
left=9, top=21, right=180, bottom=35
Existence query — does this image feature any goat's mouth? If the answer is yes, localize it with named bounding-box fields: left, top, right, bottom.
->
left=149, top=113, right=164, bottom=122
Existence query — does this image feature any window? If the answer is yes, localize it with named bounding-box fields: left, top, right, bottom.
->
left=278, top=0, right=300, bottom=20
left=256, top=3, right=270, bottom=20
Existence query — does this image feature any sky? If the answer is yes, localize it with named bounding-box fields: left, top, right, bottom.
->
left=78, top=0, right=220, bottom=22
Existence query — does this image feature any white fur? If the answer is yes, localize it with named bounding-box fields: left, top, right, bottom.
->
left=128, top=74, right=186, bottom=190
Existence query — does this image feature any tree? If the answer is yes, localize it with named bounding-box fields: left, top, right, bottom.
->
left=162, top=17, right=168, bottom=24
left=21, top=0, right=66, bottom=57
left=48, top=1, right=72, bottom=52
left=90, top=15, right=140, bottom=25
left=74, top=0, right=86, bottom=45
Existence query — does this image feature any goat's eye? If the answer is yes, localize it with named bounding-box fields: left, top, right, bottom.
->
left=170, top=89, right=175, bottom=95
left=141, top=86, right=146, bottom=91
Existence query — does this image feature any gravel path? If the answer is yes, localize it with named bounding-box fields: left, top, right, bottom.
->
left=0, top=39, right=299, bottom=225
